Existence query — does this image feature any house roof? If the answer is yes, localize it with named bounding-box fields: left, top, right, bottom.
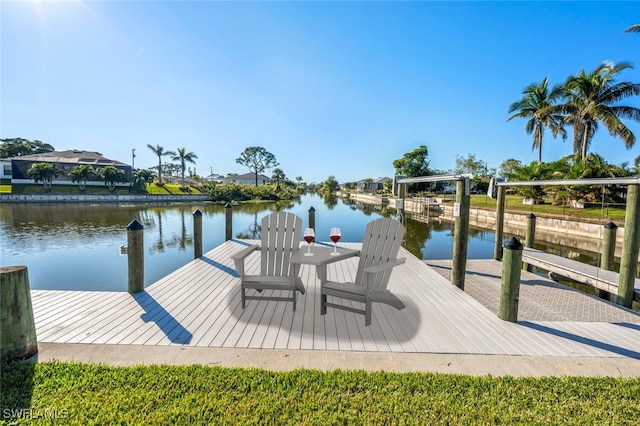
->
left=228, top=172, right=272, bottom=180
left=6, top=150, right=128, bottom=167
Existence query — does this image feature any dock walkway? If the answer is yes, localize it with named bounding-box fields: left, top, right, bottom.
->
left=30, top=240, right=640, bottom=363
left=520, top=247, right=640, bottom=302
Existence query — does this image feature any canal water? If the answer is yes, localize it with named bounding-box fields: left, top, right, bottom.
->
left=0, top=193, right=619, bottom=292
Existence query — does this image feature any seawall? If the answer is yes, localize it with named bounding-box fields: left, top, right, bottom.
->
left=0, top=193, right=211, bottom=203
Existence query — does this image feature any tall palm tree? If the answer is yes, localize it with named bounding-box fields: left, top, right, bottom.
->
left=507, top=77, right=566, bottom=163
left=624, top=24, right=640, bottom=33
left=553, top=62, right=640, bottom=162
left=171, top=147, right=198, bottom=189
left=147, top=144, right=175, bottom=185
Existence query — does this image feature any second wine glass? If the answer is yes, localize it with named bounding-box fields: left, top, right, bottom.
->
left=330, top=227, right=341, bottom=256
left=303, top=228, right=315, bottom=256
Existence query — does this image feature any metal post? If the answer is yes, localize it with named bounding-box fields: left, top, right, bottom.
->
left=193, top=209, right=203, bottom=259
left=499, top=237, right=523, bottom=322
left=127, top=219, right=144, bottom=294
left=523, top=213, right=536, bottom=272
left=225, top=202, right=233, bottom=241
left=493, top=186, right=506, bottom=260
left=617, top=184, right=639, bottom=308
left=451, top=179, right=470, bottom=290
left=308, top=206, right=316, bottom=231
left=1, top=266, right=37, bottom=362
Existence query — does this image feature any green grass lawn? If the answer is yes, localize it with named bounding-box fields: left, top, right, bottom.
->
left=3, top=183, right=203, bottom=196
left=1, top=361, right=638, bottom=424
left=468, top=194, right=627, bottom=222
left=146, top=183, right=202, bottom=195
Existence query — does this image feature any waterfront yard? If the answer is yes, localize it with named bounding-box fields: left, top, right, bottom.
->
left=2, top=361, right=639, bottom=424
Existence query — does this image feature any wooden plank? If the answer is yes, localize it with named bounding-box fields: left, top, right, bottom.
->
left=29, top=240, right=640, bottom=359
left=522, top=247, right=640, bottom=302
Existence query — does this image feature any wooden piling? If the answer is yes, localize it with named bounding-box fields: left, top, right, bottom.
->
left=1, top=266, right=38, bottom=362
left=600, top=222, right=617, bottom=271
left=617, top=184, right=639, bottom=308
left=308, top=206, right=316, bottom=231
left=598, top=221, right=618, bottom=299
left=451, top=179, right=470, bottom=290
left=127, top=219, right=144, bottom=294
left=397, top=183, right=406, bottom=226
left=493, top=185, right=506, bottom=260
left=193, top=209, right=203, bottom=259
left=523, top=213, right=536, bottom=272
left=225, top=202, right=232, bottom=241
left=499, top=237, right=523, bottom=322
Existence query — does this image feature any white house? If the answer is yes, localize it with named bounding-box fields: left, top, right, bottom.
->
left=222, top=172, right=274, bottom=185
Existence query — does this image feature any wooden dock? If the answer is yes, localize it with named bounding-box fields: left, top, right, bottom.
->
left=30, top=240, right=640, bottom=359
left=521, top=247, right=640, bottom=302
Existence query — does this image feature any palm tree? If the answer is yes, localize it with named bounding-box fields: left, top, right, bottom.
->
left=552, top=62, right=640, bottom=162
left=147, top=144, right=175, bottom=185
left=271, top=168, right=285, bottom=186
left=624, top=24, right=640, bottom=33
left=507, top=77, right=567, bottom=163
left=171, top=147, right=198, bottom=189
left=27, top=162, right=61, bottom=192
left=69, top=164, right=95, bottom=192
left=97, top=166, right=126, bottom=192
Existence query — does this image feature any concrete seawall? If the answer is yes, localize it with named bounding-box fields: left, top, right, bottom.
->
left=343, top=193, right=630, bottom=257
left=0, top=193, right=211, bottom=203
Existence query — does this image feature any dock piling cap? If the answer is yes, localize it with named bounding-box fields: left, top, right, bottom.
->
left=126, top=219, right=144, bottom=230
left=503, top=236, right=523, bottom=250
left=193, top=209, right=203, bottom=216
left=604, top=221, right=618, bottom=229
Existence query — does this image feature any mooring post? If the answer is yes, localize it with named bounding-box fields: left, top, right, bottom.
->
left=193, top=209, right=203, bottom=259
left=499, top=237, right=523, bottom=322
left=493, top=185, right=506, bottom=260
left=451, top=179, right=470, bottom=290
left=225, top=202, right=233, bottom=241
left=523, top=213, right=536, bottom=272
left=127, top=219, right=144, bottom=294
left=598, top=222, right=618, bottom=299
left=617, top=184, right=639, bottom=308
left=1, top=266, right=38, bottom=362
left=601, top=222, right=618, bottom=271
left=308, top=206, right=316, bottom=231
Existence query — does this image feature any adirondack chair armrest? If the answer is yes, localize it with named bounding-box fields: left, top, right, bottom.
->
left=231, top=245, right=260, bottom=260
left=363, top=257, right=406, bottom=275
left=231, top=245, right=260, bottom=277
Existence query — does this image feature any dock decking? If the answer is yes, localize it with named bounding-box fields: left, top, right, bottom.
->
left=521, top=247, right=640, bottom=302
left=30, top=240, right=640, bottom=359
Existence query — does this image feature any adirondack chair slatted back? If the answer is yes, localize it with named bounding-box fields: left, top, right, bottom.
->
left=355, top=218, right=405, bottom=290
left=260, top=212, right=302, bottom=277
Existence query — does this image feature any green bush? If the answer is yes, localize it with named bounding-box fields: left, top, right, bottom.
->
left=202, top=183, right=298, bottom=202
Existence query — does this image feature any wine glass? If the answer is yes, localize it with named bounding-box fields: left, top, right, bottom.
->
left=330, top=227, right=341, bottom=256
left=303, top=228, right=315, bottom=256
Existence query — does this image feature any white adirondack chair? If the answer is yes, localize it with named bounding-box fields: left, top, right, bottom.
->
left=231, top=211, right=305, bottom=311
left=321, top=217, right=406, bottom=326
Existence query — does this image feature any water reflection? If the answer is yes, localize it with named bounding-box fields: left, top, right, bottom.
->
left=1, top=194, right=634, bottom=293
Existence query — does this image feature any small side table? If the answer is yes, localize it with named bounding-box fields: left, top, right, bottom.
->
left=290, top=245, right=359, bottom=285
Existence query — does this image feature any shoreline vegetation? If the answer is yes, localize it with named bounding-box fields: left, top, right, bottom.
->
left=0, top=182, right=629, bottom=224
left=1, top=361, right=638, bottom=424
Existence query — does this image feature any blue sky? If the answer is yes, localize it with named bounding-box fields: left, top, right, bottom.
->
left=2, top=1, right=639, bottom=183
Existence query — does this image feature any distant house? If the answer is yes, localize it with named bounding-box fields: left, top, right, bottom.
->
left=222, top=172, right=274, bottom=185
left=2, top=150, right=132, bottom=186
left=355, top=177, right=392, bottom=192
